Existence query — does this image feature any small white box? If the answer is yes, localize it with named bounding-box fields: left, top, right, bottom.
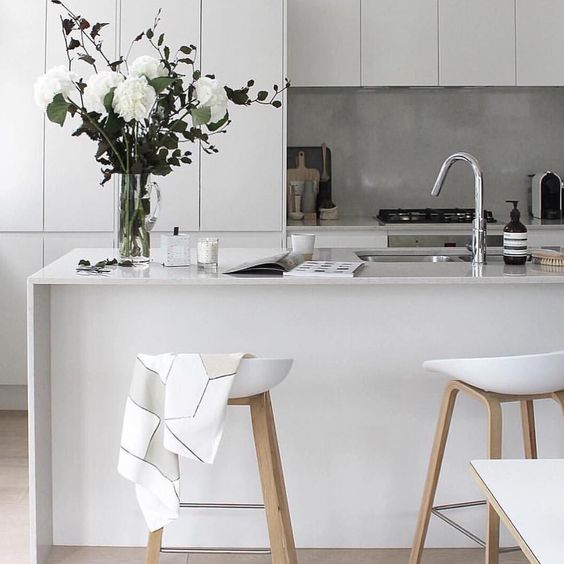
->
left=161, top=232, right=191, bottom=267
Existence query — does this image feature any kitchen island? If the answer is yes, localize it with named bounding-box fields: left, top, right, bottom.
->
left=28, top=248, right=564, bottom=563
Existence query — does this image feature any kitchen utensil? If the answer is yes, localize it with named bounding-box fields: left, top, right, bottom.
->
left=531, top=249, right=564, bottom=266
left=319, top=205, right=339, bottom=220
left=287, top=151, right=321, bottom=184
left=318, top=143, right=332, bottom=211
left=302, top=181, right=317, bottom=213
left=320, top=143, right=330, bottom=182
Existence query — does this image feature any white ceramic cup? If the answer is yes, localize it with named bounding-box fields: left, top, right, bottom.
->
left=291, top=233, right=316, bottom=260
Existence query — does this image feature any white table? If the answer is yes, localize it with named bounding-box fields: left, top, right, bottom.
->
left=471, top=459, right=564, bottom=564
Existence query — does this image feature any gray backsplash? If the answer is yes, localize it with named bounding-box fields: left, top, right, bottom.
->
left=287, top=87, right=564, bottom=220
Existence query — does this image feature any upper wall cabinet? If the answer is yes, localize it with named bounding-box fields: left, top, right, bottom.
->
left=0, top=0, right=44, bottom=231
left=44, top=0, right=116, bottom=232
left=362, top=0, right=438, bottom=87
left=288, top=0, right=361, bottom=87
left=516, top=0, right=564, bottom=86
left=439, top=0, right=515, bottom=86
left=120, top=0, right=201, bottom=232
left=200, top=0, right=284, bottom=232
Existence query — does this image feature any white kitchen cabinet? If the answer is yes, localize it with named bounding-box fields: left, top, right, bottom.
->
left=288, top=0, right=361, bottom=87
left=362, top=0, right=438, bottom=87
left=0, top=236, right=43, bottom=385
left=43, top=235, right=114, bottom=265
left=439, top=0, right=515, bottom=86
left=200, top=0, right=284, bottom=232
left=120, top=0, right=201, bottom=232
left=516, top=0, right=564, bottom=86
left=0, top=0, right=44, bottom=231
left=44, top=0, right=117, bottom=232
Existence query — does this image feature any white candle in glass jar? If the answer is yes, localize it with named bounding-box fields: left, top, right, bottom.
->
left=197, top=237, right=219, bottom=266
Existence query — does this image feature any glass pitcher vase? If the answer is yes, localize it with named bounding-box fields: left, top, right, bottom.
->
left=116, top=173, right=161, bottom=262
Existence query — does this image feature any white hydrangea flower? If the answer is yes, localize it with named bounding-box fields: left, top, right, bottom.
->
left=112, top=76, right=156, bottom=122
left=33, top=65, right=79, bottom=109
left=83, top=71, right=124, bottom=114
left=194, top=77, right=228, bottom=124
left=130, top=56, right=168, bottom=80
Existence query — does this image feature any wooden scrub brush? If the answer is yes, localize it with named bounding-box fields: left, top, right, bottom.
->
left=531, top=249, right=564, bottom=267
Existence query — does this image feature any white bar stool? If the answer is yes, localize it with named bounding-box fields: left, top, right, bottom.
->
left=146, top=357, right=297, bottom=564
left=409, top=351, right=564, bottom=564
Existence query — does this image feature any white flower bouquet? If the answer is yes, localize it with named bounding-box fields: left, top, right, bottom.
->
left=35, top=1, right=288, bottom=260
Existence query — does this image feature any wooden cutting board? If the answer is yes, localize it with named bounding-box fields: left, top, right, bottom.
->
left=287, top=150, right=321, bottom=183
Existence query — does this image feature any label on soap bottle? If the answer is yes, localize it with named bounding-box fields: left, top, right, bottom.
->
left=503, top=232, right=528, bottom=257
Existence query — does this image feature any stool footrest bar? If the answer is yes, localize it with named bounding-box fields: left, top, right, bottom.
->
left=179, top=502, right=264, bottom=510
left=161, top=546, right=271, bottom=555
left=432, top=501, right=521, bottom=554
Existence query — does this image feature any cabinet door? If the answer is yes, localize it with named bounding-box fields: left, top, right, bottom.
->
left=120, top=0, right=200, bottom=232
left=362, top=0, right=438, bottom=86
left=44, top=0, right=117, bottom=232
left=0, top=236, right=43, bottom=385
left=516, top=0, right=564, bottom=86
left=288, top=0, right=361, bottom=87
left=200, top=0, right=284, bottom=232
left=0, top=0, right=44, bottom=231
left=439, top=0, right=515, bottom=86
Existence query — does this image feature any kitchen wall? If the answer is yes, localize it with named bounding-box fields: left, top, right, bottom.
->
left=288, top=87, right=564, bottom=219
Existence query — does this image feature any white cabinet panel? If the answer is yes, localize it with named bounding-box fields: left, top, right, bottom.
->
left=516, top=0, right=564, bottom=86
left=439, top=0, right=515, bottom=86
left=43, top=235, right=114, bottom=265
left=120, top=0, right=200, bottom=232
left=0, top=237, right=43, bottom=385
left=362, top=0, right=438, bottom=86
left=0, top=0, right=44, bottom=231
left=200, top=0, right=284, bottom=232
left=288, top=0, right=361, bottom=87
left=44, top=0, right=116, bottom=232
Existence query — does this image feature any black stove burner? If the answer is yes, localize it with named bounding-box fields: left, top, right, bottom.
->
left=377, top=208, right=497, bottom=224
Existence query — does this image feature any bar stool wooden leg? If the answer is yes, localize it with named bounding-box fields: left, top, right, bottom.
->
left=250, top=392, right=298, bottom=564
left=551, top=390, right=564, bottom=416
left=145, top=528, right=163, bottom=564
left=409, top=382, right=460, bottom=564
left=485, top=396, right=502, bottom=564
left=520, top=400, right=538, bottom=459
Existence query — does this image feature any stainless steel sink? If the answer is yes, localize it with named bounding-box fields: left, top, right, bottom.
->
left=356, top=249, right=506, bottom=263
left=358, top=254, right=459, bottom=263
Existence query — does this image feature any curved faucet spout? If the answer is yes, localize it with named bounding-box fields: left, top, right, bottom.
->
left=431, top=152, right=486, bottom=265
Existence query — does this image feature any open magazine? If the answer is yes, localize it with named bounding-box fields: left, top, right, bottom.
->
left=224, top=252, right=365, bottom=277
left=223, top=252, right=304, bottom=275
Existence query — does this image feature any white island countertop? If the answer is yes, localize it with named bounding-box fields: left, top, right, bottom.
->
left=29, top=247, right=564, bottom=285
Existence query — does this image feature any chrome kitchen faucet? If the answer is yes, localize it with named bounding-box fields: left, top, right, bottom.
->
left=431, top=152, right=486, bottom=266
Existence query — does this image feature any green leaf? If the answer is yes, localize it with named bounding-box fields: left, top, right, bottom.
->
left=46, top=93, right=71, bottom=126
left=207, top=112, right=229, bottom=132
left=157, top=33, right=165, bottom=46
left=191, top=106, right=211, bottom=126
left=161, top=135, right=178, bottom=150
left=146, top=28, right=154, bottom=39
left=179, top=45, right=192, bottom=55
left=257, top=90, right=268, bottom=101
left=79, top=54, right=96, bottom=66
left=272, top=100, right=282, bottom=109
left=170, top=119, right=187, bottom=133
left=148, top=77, right=176, bottom=94
left=103, top=88, right=115, bottom=112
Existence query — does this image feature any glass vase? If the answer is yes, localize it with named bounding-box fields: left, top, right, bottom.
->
left=116, top=173, right=161, bottom=262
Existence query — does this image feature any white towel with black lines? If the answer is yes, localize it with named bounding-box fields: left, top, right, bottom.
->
left=118, top=352, right=249, bottom=531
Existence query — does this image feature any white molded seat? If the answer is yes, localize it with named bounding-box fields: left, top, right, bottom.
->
left=230, top=358, right=293, bottom=399
left=424, top=351, right=564, bottom=395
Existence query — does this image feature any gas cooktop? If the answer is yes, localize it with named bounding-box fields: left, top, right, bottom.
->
left=376, top=208, right=497, bottom=224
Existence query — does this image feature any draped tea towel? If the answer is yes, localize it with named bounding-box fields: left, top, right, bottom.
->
left=118, top=352, right=249, bottom=531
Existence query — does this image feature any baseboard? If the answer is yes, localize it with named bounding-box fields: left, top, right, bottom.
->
left=0, top=385, right=27, bottom=410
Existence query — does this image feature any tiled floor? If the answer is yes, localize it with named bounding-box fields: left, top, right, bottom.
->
left=1, top=411, right=528, bottom=564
